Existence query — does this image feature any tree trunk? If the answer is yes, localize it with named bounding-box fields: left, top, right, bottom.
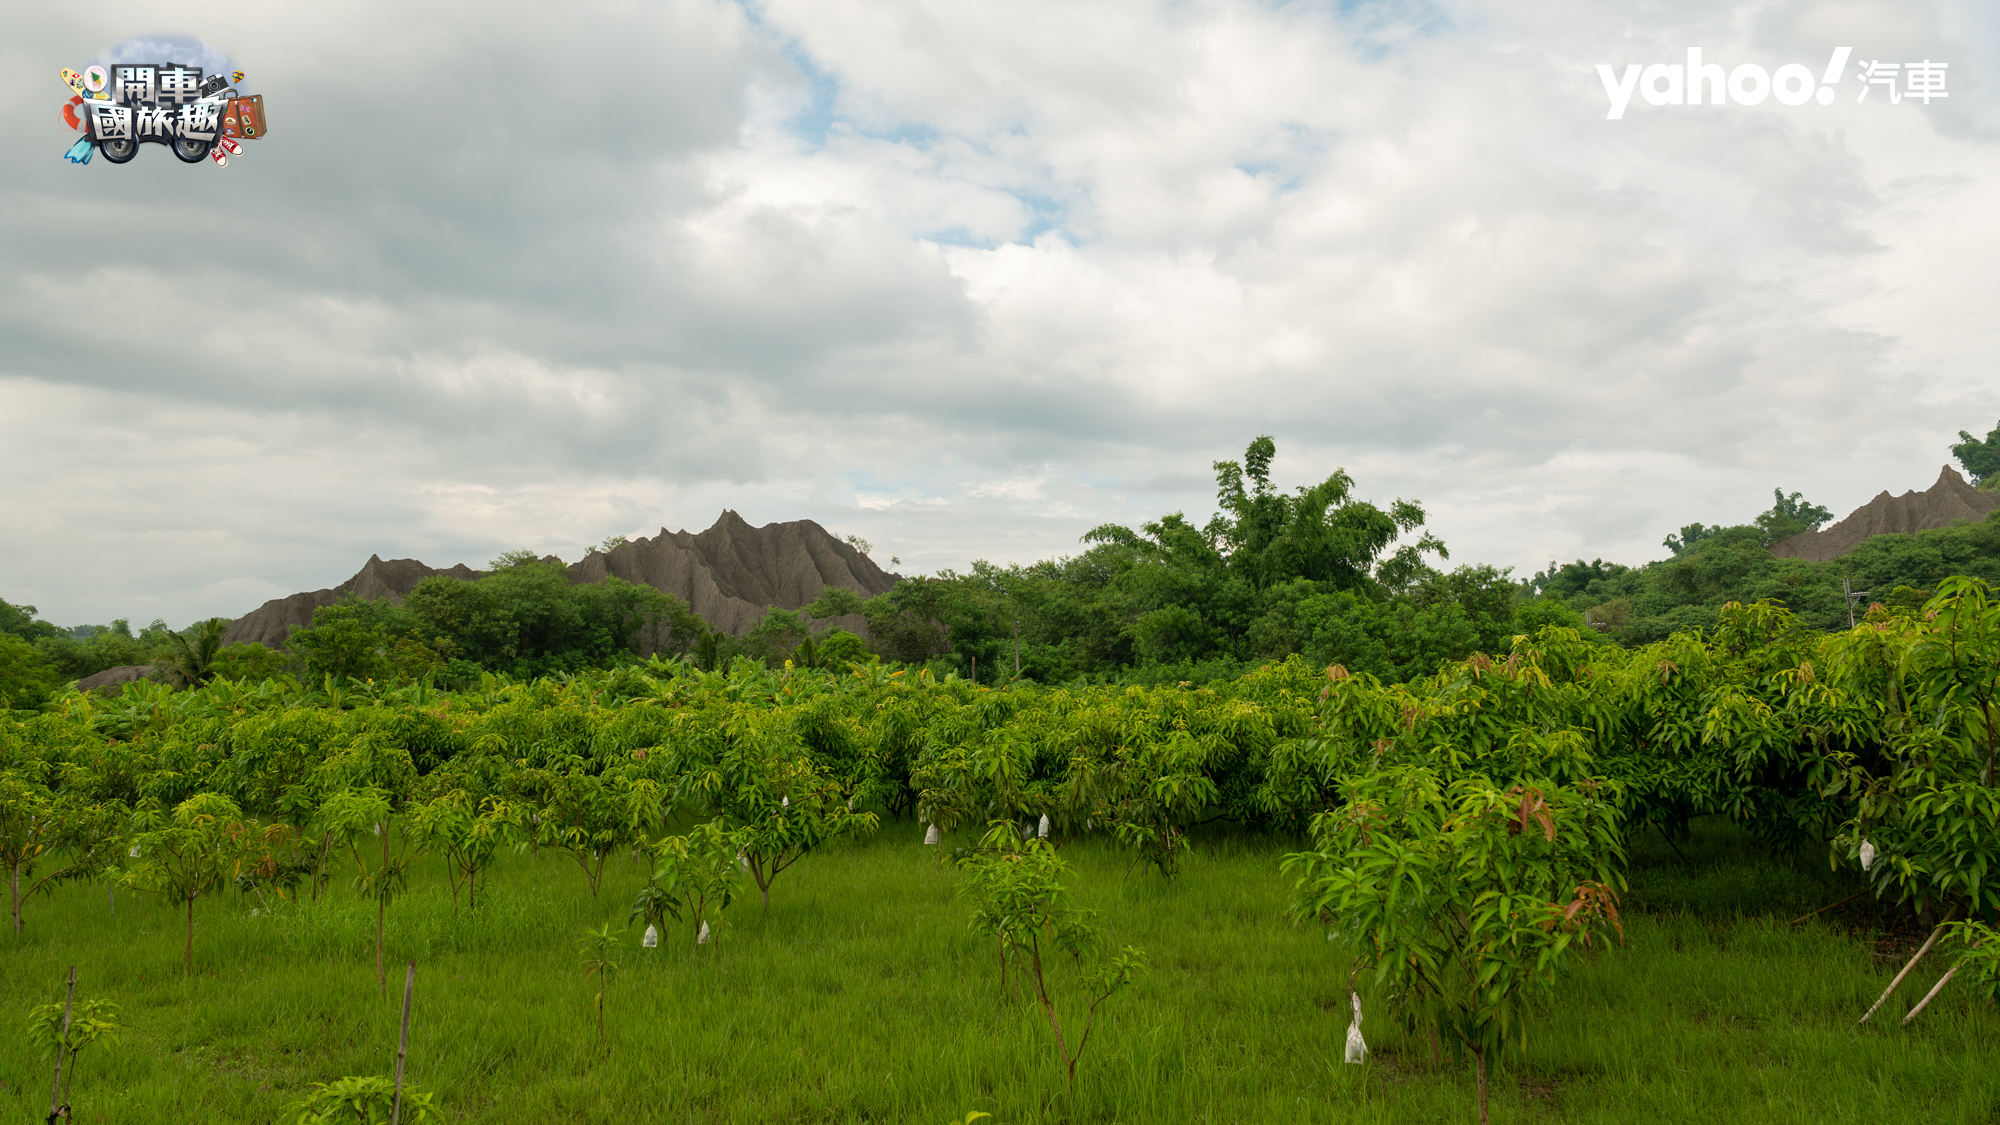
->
left=1474, top=1047, right=1489, bottom=1125
left=379, top=828, right=390, bottom=997
left=184, top=896, right=195, bottom=968
left=49, top=966, right=75, bottom=1120
left=10, top=858, right=21, bottom=933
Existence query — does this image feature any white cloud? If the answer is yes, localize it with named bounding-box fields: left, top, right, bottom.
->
left=3, top=0, right=1999, bottom=625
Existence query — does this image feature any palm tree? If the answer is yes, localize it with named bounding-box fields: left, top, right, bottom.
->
left=153, top=617, right=231, bottom=689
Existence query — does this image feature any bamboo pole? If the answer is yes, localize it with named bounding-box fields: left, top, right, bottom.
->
left=391, top=961, right=415, bottom=1125
left=1859, top=904, right=1959, bottom=1025
left=1904, top=937, right=1981, bottom=1027
left=48, top=966, right=75, bottom=1120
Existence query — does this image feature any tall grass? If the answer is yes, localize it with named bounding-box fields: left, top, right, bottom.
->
left=3, top=820, right=1995, bottom=1123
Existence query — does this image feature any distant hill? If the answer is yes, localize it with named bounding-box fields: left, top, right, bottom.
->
left=222, top=511, right=899, bottom=651
left=1770, top=466, right=2000, bottom=564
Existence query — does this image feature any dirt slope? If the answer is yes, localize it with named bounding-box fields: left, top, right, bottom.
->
left=1769, top=466, right=2000, bottom=563
left=222, top=556, right=484, bottom=649
left=223, top=512, right=900, bottom=650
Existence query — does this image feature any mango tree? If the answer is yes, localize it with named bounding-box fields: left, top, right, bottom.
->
left=673, top=709, right=878, bottom=909
left=1826, top=577, right=2000, bottom=1020
left=408, top=789, right=518, bottom=911
left=321, top=786, right=426, bottom=995
left=26, top=994, right=119, bottom=1118
left=957, top=820, right=1146, bottom=1090
left=1284, top=765, right=1625, bottom=1125
left=1105, top=732, right=1218, bottom=880
left=631, top=818, right=743, bottom=946
left=515, top=768, right=662, bottom=898
left=2, top=774, right=126, bottom=933
left=126, top=793, right=286, bottom=968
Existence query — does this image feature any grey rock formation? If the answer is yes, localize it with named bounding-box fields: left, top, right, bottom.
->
left=1770, top=466, right=2000, bottom=563
left=223, top=512, right=900, bottom=651
left=572, top=511, right=897, bottom=638
left=76, top=664, right=157, bottom=693
left=222, top=555, right=482, bottom=650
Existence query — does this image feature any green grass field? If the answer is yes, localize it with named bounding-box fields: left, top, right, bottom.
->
left=4, top=820, right=1996, bottom=1124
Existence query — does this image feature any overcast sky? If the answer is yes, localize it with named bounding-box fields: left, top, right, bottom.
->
left=4, top=0, right=1998, bottom=628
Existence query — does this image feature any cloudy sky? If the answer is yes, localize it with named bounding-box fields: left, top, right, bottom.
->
left=4, top=0, right=1998, bottom=627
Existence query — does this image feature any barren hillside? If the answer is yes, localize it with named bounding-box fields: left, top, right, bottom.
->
left=1769, top=466, right=2000, bottom=563
left=222, top=512, right=899, bottom=650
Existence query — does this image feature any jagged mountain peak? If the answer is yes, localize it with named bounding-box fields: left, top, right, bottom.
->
left=222, top=513, right=899, bottom=650
left=1770, top=466, right=2000, bottom=563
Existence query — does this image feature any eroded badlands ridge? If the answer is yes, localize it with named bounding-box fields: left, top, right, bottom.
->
left=222, top=511, right=899, bottom=650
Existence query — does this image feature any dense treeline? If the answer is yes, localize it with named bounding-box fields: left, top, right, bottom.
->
left=1533, top=506, right=2000, bottom=644
left=799, top=438, right=1576, bottom=686
left=8, top=432, right=2000, bottom=704
left=788, top=437, right=2000, bottom=686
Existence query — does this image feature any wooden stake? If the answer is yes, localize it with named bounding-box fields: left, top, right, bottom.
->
left=48, top=966, right=75, bottom=1120
left=1859, top=904, right=1959, bottom=1025
left=391, top=961, right=415, bottom=1125
left=1904, top=937, right=1980, bottom=1027
left=1901, top=963, right=1962, bottom=1026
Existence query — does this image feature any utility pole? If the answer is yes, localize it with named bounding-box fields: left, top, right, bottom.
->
left=1843, top=578, right=1870, bottom=629
left=1013, top=617, right=1021, bottom=680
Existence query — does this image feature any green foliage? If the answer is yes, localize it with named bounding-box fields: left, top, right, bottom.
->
left=32, top=617, right=182, bottom=681
left=742, top=607, right=813, bottom=665
left=209, top=642, right=296, bottom=683
left=1104, top=737, right=1217, bottom=880
left=125, top=792, right=290, bottom=967
left=0, top=775, right=125, bottom=932
left=0, top=632, right=66, bottom=711
left=1207, top=434, right=1445, bottom=593
left=631, top=818, right=742, bottom=945
left=514, top=769, right=658, bottom=897
left=1284, top=768, right=1625, bottom=1123
left=153, top=616, right=233, bottom=689
left=26, top=994, right=120, bottom=1114
left=0, top=596, right=61, bottom=641
left=404, top=561, right=704, bottom=677
left=855, top=440, right=1503, bottom=686
left=1663, top=522, right=1727, bottom=557
left=292, top=1075, right=441, bottom=1125
left=956, top=824, right=1146, bottom=1089
left=580, top=920, right=622, bottom=1050
left=810, top=629, right=874, bottom=670
left=807, top=585, right=866, bottom=619
left=288, top=601, right=442, bottom=685
left=407, top=791, right=518, bottom=912
left=685, top=728, right=879, bottom=909
left=1537, top=509, right=2000, bottom=644
left=1831, top=576, right=2000, bottom=915
left=1943, top=919, right=2000, bottom=1005
left=1953, top=420, right=2000, bottom=486
left=1754, top=488, right=1836, bottom=544
left=321, top=782, right=426, bottom=990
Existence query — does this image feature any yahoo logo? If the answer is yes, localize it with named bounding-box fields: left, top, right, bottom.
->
left=1598, top=48, right=1854, bottom=120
